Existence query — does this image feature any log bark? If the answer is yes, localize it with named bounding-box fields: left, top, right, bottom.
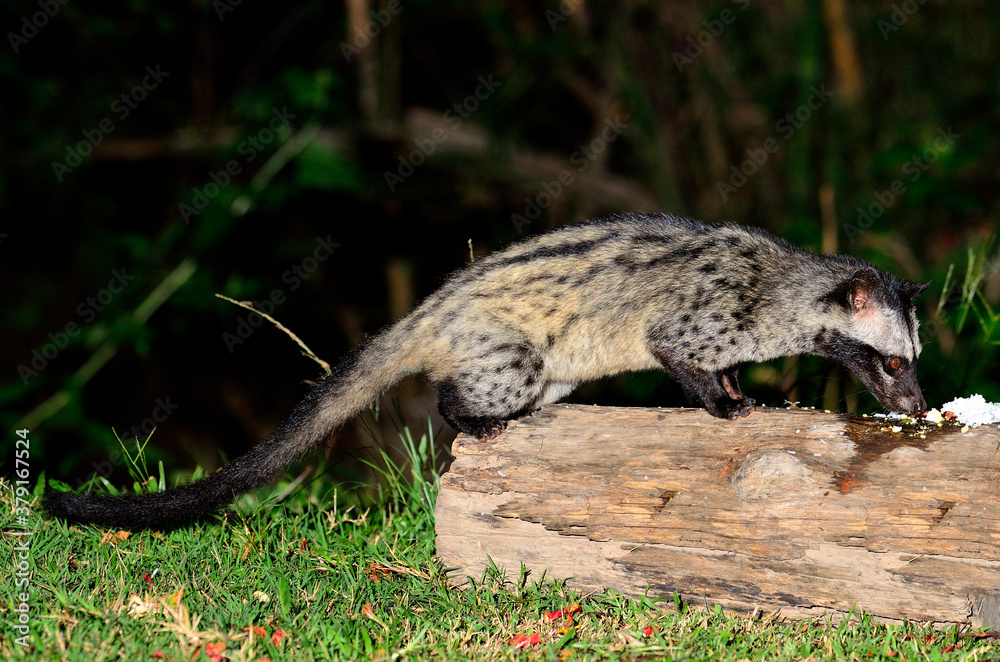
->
left=435, top=404, right=1000, bottom=629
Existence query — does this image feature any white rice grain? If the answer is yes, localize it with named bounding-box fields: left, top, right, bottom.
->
left=941, top=394, right=1000, bottom=428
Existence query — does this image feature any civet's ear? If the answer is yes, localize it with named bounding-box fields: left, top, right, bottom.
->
left=903, top=280, right=931, bottom=301
left=848, top=268, right=882, bottom=316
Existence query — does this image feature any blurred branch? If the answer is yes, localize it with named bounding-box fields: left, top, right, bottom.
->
left=553, top=67, right=613, bottom=122
left=822, top=0, right=863, bottom=104
left=402, top=108, right=658, bottom=210
left=93, top=123, right=342, bottom=162
left=231, top=119, right=322, bottom=217
left=819, top=184, right=838, bottom=254
left=689, top=79, right=729, bottom=183
left=860, top=233, right=924, bottom=279
left=93, top=108, right=652, bottom=213
left=385, top=258, right=415, bottom=322
left=93, top=127, right=243, bottom=160
left=346, top=0, right=382, bottom=132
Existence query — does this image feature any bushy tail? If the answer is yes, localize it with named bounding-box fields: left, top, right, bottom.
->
left=44, top=328, right=421, bottom=529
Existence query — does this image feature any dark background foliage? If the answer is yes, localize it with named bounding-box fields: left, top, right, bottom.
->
left=2, top=0, right=998, bottom=486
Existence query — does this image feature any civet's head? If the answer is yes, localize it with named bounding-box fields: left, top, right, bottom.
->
left=819, top=267, right=930, bottom=414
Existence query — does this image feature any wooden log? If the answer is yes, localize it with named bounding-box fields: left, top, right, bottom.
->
left=435, top=404, right=1000, bottom=629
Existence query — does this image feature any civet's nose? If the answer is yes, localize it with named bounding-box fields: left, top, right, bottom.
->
left=902, top=394, right=926, bottom=415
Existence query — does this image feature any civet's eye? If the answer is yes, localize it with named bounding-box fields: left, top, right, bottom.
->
left=887, top=357, right=901, bottom=371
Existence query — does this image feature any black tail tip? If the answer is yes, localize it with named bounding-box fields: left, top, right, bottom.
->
left=41, top=482, right=226, bottom=530
left=42, top=488, right=87, bottom=522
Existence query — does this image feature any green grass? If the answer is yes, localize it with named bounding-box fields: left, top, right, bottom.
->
left=3, top=424, right=999, bottom=661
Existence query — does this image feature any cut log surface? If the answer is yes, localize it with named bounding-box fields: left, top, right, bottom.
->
left=435, top=404, right=1000, bottom=628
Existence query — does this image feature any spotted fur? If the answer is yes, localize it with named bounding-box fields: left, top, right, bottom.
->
left=45, top=213, right=929, bottom=528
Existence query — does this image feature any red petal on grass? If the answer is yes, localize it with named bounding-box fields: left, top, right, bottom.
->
left=511, top=633, right=541, bottom=648
left=545, top=604, right=581, bottom=622
left=205, top=642, right=226, bottom=661
left=143, top=572, right=153, bottom=585
left=243, top=625, right=268, bottom=639
left=270, top=629, right=286, bottom=646
left=361, top=603, right=375, bottom=618
left=642, top=625, right=660, bottom=637
left=151, top=652, right=164, bottom=659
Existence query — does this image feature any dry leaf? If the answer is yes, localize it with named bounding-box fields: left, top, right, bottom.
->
left=126, top=594, right=158, bottom=617
left=101, top=530, right=131, bottom=545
